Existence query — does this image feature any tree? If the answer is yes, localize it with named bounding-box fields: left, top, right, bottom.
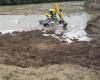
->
left=0, top=0, right=85, bottom=5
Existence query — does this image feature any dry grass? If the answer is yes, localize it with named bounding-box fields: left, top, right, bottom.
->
left=0, top=63, right=99, bottom=80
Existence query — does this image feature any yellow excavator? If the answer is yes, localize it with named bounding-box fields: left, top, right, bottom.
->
left=39, top=4, right=67, bottom=29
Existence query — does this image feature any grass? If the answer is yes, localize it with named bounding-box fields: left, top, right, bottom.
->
left=0, top=64, right=100, bottom=80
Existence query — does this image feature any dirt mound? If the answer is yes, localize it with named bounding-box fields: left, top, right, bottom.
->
left=0, top=16, right=100, bottom=69
left=86, top=16, right=100, bottom=32
left=86, top=16, right=100, bottom=39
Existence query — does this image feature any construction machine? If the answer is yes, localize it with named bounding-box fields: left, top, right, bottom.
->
left=39, top=4, right=67, bottom=30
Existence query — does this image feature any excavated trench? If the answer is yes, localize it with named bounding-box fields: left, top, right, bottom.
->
left=0, top=16, right=99, bottom=70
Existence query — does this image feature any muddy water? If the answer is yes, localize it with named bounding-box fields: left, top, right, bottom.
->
left=0, top=12, right=91, bottom=43
left=0, top=15, right=46, bottom=33
left=62, top=12, right=91, bottom=43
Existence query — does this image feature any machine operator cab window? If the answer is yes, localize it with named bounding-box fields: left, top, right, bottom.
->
left=46, top=8, right=63, bottom=22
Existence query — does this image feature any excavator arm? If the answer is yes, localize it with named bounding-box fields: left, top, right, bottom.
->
left=53, top=4, right=64, bottom=21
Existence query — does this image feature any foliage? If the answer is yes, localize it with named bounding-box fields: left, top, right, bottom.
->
left=0, top=0, right=84, bottom=5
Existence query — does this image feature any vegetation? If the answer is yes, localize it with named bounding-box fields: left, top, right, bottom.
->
left=0, top=0, right=84, bottom=5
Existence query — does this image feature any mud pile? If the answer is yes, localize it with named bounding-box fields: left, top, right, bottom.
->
left=86, top=16, right=100, bottom=35
left=0, top=16, right=99, bottom=70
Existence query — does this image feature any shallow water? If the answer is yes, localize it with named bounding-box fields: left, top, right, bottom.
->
left=62, top=12, right=91, bottom=43
left=0, top=12, right=91, bottom=43
left=0, top=15, right=46, bottom=33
